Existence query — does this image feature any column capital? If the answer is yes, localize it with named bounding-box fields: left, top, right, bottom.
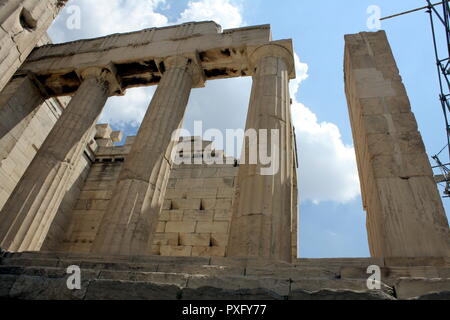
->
left=162, top=55, right=206, bottom=88
left=249, top=43, right=295, bottom=78
left=77, top=65, right=123, bottom=96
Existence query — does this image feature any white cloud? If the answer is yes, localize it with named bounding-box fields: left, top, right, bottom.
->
left=100, top=87, right=155, bottom=129
left=292, top=101, right=360, bottom=204
left=290, top=53, right=309, bottom=97
left=177, top=0, right=243, bottom=29
left=289, top=53, right=360, bottom=204
left=49, top=0, right=168, bottom=42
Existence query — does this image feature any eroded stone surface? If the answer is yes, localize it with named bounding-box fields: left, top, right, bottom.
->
left=1, top=252, right=449, bottom=300
left=344, top=31, right=450, bottom=258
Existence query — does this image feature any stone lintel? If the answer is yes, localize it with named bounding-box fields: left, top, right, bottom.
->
left=15, top=23, right=295, bottom=97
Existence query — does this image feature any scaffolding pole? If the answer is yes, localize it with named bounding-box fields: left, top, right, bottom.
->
left=380, top=1, right=450, bottom=197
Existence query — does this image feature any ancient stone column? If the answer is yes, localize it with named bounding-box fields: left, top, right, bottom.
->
left=0, top=67, right=114, bottom=252
left=228, top=44, right=295, bottom=262
left=0, top=0, right=67, bottom=91
left=0, top=74, right=47, bottom=163
left=344, top=31, right=450, bottom=258
left=91, top=56, right=204, bottom=256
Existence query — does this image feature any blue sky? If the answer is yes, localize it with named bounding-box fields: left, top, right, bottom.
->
left=48, top=0, right=450, bottom=258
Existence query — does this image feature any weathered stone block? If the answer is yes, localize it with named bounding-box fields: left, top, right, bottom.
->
left=9, top=275, right=88, bottom=300
left=395, top=278, right=450, bottom=299
left=171, top=199, right=201, bottom=210
left=156, top=222, right=166, bottom=233
left=0, top=274, right=17, bottom=298
left=179, top=233, right=211, bottom=246
left=196, top=222, right=229, bottom=234
left=98, top=270, right=188, bottom=287
left=152, top=233, right=179, bottom=246
left=183, top=210, right=214, bottom=222
left=217, top=187, right=234, bottom=198
left=213, top=210, right=231, bottom=222
left=160, top=245, right=193, bottom=257
left=187, top=275, right=290, bottom=296
left=95, top=124, right=113, bottom=139
left=165, top=221, right=196, bottom=233
left=211, top=234, right=229, bottom=247
left=84, top=280, right=181, bottom=300
left=289, top=289, right=395, bottom=300
left=181, top=287, right=284, bottom=300
left=192, top=246, right=226, bottom=257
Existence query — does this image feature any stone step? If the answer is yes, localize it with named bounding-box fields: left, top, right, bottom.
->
left=0, top=257, right=347, bottom=282
left=0, top=264, right=396, bottom=300
left=340, top=265, right=450, bottom=286
left=1, top=251, right=449, bottom=300
left=1, top=252, right=347, bottom=280
left=2, top=251, right=211, bottom=265
left=395, top=278, right=450, bottom=299
left=293, top=258, right=384, bottom=268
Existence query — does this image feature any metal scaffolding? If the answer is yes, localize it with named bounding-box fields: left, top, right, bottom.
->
left=426, top=0, right=450, bottom=197
left=382, top=1, right=450, bottom=197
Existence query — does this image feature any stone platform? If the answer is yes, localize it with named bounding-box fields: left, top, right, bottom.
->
left=1, top=251, right=450, bottom=300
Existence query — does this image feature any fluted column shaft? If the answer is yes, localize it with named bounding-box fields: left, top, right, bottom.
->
left=0, top=75, right=47, bottom=175
left=0, top=68, right=111, bottom=252
left=228, top=44, right=295, bottom=262
left=91, top=56, right=203, bottom=255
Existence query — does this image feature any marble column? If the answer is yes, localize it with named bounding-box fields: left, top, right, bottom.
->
left=0, top=74, right=46, bottom=163
left=345, top=31, right=450, bottom=258
left=91, top=56, right=204, bottom=256
left=228, top=44, right=295, bottom=262
left=0, top=67, right=113, bottom=252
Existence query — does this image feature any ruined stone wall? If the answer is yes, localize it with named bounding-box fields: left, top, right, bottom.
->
left=154, top=162, right=237, bottom=257
left=59, top=160, right=123, bottom=253
left=58, top=137, right=239, bottom=257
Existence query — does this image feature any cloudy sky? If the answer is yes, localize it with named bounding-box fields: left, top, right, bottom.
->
left=48, top=0, right=450, bottom=258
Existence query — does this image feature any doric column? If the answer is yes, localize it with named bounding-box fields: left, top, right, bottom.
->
left=91, top=56, right=204, bottom=256
left=345, top=31, right=450, bottom=258
left=228, top=44, right=295, bottom=262
left=0, top=67, right=114, bottom=252
left=0, top=74, right=47, bottom=164
left=0, top=0, right=67, bottom=91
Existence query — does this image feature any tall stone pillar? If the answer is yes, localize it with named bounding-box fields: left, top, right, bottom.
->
left=0, top=67, right=114, bottom=252
left=0, top=74, right=46, bottom=161
left=228, top=44, right=295, bottom=262
left=91, top=56, right=204, bottom=256
left=344, top=31, right=450, bottom=258
left=0, top=0, right=67, bottom=91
